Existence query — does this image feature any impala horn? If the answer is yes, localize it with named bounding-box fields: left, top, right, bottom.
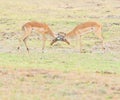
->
left=50, top=32, right=70, bottom=45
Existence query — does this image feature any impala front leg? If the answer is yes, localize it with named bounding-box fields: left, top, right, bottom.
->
left=76, top=34, right=82, bottom=53
left=79, top=35, right=82, bottom=53
left=42, top=35, right=47, bottom=53
left=94, top=29, right=105, bottom=50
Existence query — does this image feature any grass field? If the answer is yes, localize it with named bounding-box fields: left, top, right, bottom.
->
left=0, top=0, right=120, bottom=100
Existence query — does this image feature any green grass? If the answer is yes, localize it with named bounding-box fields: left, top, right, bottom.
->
left=0, top=52, right=120, bottom=73
left=0, top=0, right=120, bottom=73
left=0, top=0, right=120, bottom=99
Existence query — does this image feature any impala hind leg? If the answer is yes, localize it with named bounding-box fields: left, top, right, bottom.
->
left=17, top=34, right=30, bottom=53
left=17, top=38, right=22, bottom=50
left=17, top=37, right=24, bottom=51
left=23, top=35, right=29, bottom=53
left=18, top=26, right=32, bottom=53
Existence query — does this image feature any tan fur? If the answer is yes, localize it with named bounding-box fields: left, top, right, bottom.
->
left=66, top=21, right=104, bottom=52
left=18, top=21, right=55, bottom=53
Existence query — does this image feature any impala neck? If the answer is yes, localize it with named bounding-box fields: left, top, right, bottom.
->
left=66, top=30, right=75, bottom=38
left=48, top=28, right=56, bottom=38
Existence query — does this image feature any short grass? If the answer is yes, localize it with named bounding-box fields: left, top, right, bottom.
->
left=0, top=52, right=120, bottom=74
left=0, top=0, right=120, bottom=100
left=0, top=0, right=120, bottom=74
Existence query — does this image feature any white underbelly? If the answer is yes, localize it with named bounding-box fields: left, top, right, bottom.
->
left=32, top=27, right=46, bottom=33
left=78, top=27, right=95, bottom=35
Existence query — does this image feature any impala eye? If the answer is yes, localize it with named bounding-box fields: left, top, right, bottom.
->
left=56, top=36, right=64, bottom=41
left=57, top=37, right=60, bottom=40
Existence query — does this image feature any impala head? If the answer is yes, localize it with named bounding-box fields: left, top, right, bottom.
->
left=50, top=32, right=70, bottom=45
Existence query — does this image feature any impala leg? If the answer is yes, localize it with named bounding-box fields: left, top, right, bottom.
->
left=17, top=26, right=32, bottom=53
left=41, top=35, right=47, bottom=53
left=98, top=35, right=105, bottom=50
left=18, top=33, right=30, bottom=53
left=17, top=37, right=25, bottom=51
left=75, top=34, right=82, bottom=53
left=75, top=35, right=77, bottom=47
left=75, top=34, right=80, bottom=50
left=23, top=36, right=29, bottom=53
left=75, top=38, right=79, bottom=49
left=17, top=38, right=22, bottom=50
left=79, top=35, right=82, bottom=53
left=94, top=30, right=105, bottom=50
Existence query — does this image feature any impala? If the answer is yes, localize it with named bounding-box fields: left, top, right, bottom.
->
left=51, top=21, right=104, bottom=52
left=17, top=21, right=56, bottom=53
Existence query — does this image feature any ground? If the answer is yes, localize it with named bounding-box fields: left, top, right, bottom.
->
left=0, top=0, right=120, bottom=100
left=0, top=68, right=120, bottom=100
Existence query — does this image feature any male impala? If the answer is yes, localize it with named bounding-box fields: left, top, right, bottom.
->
left=51, top=21, right=104, bottom=52
left=17, top=21, right=56, bottom=53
